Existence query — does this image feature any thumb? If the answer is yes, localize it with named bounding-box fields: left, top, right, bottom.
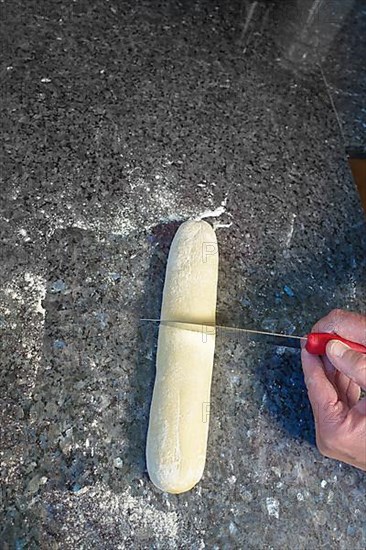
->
left=326, top=340, right=366, bottom=391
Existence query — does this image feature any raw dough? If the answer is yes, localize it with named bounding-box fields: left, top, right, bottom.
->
left=146, top=220, right=218, bottom=493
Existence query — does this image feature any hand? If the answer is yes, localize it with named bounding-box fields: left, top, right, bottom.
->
left=301, top=309, right=366, bottom=471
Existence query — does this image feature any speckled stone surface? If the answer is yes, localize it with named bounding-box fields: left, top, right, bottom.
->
left=1, top=1, right=366, bottom=548
left=317, top=1, right=366, bottom=148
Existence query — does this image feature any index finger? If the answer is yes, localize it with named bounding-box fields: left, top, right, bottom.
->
left=312, top=309, right=366, bottom=346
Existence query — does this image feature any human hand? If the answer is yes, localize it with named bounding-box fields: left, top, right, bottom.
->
left=301, top=309, right=366, bottom=471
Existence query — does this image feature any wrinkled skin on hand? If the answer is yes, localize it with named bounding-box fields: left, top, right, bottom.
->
left=301, top=309, right=366, bottom=471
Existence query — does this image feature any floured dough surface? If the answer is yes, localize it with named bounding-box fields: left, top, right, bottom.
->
left=146, top=220, right=218, bottom=493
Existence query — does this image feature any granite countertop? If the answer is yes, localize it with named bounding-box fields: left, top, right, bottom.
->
left=1, top=1, right=366, bottom=548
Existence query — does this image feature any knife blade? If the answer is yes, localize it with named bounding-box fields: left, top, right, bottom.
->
left=140, top=318, right=305, bottom=350
left=140, top=319, right=366, bottom=355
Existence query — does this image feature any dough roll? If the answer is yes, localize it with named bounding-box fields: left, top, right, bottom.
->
left=146, top=220, right=218, bottom=493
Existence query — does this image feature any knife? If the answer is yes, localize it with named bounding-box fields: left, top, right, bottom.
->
left=140, top=319, right=366, bottom=355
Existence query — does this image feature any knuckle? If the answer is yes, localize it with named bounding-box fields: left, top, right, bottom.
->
left=327, top=308, right=345, bottom=327
left=349, top=354, right=366, bottom=387
left=354, top=354, right=366, bottom=372
left=328, top=308, right=344, bottom=318
left=312, top=308, right=344, bottom=332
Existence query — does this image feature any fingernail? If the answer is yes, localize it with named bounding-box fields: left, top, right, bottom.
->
left=327, top=340, right=350, bottom=358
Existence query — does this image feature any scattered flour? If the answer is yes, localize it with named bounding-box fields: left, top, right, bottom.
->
left=284, top=213, right=296, bottom=247
left=266, top=497, right=280, bottom=519
left=213, top=221, right=233, bottom=230
left=24, top=272, right=47, bottom=317
left=194, top=196, right=230, bottom=223
left=196, top=205, right=227, bottom=219
left=9, top=164, right=231, bottom=241
left=40, top=483, right=179, bottom=545
left=0, top=272, right=46, bottom=393
left=1, top=171, right=228, bottom=545
left=348, top=274, right=357, bottom=300
left=48, top=179, right=230, bottom=237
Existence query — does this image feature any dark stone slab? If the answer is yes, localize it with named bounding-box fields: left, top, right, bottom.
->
left=1, top=1, right=365, bottom=548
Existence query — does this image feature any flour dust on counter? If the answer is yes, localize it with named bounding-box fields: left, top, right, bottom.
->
left=0, top=272, right=46, bottom=383
left=38, top=483, right=179, bottom=547
left=2, top=0, right=366, bottom=547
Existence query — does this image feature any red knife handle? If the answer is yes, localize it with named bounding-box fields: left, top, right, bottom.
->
left=306, top=333, right=366, bottom=355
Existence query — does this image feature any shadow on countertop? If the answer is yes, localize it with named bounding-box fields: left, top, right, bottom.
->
left=215, top=202, right=366, bottom=446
